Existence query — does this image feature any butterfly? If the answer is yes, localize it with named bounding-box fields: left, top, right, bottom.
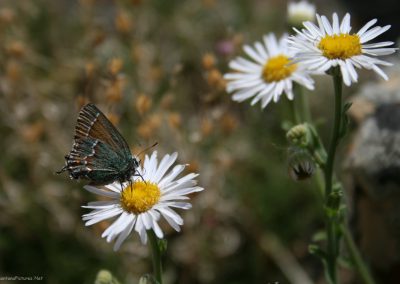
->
left=57, top=103, right=141, bottom=185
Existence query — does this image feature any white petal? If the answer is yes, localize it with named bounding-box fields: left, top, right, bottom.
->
left=357, top=18, right=377, bottom=36
left=149, top=211, right=164, bottom=239
left=278, top=33, right=289, bottom=53
left=250, top=83, right=275, bottom=105
left=316, top=14, right=326, bottom=36
left=340, top=13, right=351, bottom=34
left=264, top=34, right=279, bottom=56
left=332, top=13, right=340, bottom=34
left=321, top=14, right=333, bottom=35
left=372, top=64, right=389, bottom=80
left=104, top=183, right=121, bottom=193
left=284, top=79, right=294, bottom=100
left=134, top=216, right=147, bottom=244
left=362, top=41, right=394, bottom=48
left=243, top=44, right=265, bottom=64
left=360, top=25, right=390, bottom=44
left=161, top=201, right=192, bottom=210
left=83, top=207, right=122, bottom=225
left=164, top=186, right=203, bottom=198
left=113, top=217, right=135, bottom=251
left=162, top=178, right=196, bottom=193
left=231, top=84, right=266, bottom=102
left=261, top=93, right=274, bottom=109
left=102, top=212, right=134, bottom=241
left=168, top=173, right=199, bottom=187
left=362, top=47, right=397, bottom=56
left=153, top=152, right=178, bottom=183
left=157, top=207, right=183, bottom=226
left=273, top=81, right=285, bottom=102
left=345, top=59, right=358, bottom=83
left=141, top=212, right=153, bottom=230
left=229, top=57, right=261, bottom=73
left=339, top=61, right=352, bottom=86
left=143, top=151, right=158, bottom=180
left=255, top=41, right=268, bottom=59
left=303, top=21, right=323, bottom=38
left=226, top=78, right=264, bottom=93
left=158, top=164, right=185, bottom=188
left=315, top=60, right=333, bottom=73
left=84, top=185, right=120, bottom=198
left=224, top=73, right=260, bottom=80
left=159, top=195, right=190, bottom=202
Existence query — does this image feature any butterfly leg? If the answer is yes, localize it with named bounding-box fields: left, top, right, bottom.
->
left=56, top=165, right=68, bottom=174
left=134, top=172, right=146, bottom=183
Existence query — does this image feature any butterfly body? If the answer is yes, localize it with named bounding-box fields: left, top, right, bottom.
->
left=58, top=103, right=140, bottom=185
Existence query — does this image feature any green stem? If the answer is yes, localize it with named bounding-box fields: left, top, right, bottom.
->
left=297, top=84, right=311, bottom=122
left=340, top=225, right=375, bottom=284
left=325, top=69, right=342, bottom=197
left=323, top=68, right=343, bottom=284
left=148, top=230, right=163, bottom=284
left=289, top=97, right=301, bottom=124
left=302, top=68, right=374, bottom=284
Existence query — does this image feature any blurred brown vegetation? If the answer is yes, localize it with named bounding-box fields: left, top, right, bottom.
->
left=2, top=0, right=398, bottom=284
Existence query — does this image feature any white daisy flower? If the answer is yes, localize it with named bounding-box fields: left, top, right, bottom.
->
left=224, top=33, right=315, bottom=109
left=287, top=1, right=316, bottom=27
left=288, top=13, right=398, bottom=86
left=82, top=151, right=203, bottom=251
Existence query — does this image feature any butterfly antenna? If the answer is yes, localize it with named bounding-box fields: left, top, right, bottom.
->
left=135, top=142, right=158, bottom=158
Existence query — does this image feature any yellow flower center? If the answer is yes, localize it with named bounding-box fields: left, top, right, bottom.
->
left=318, top=34, right=362, bottom=60
left=262, top=55, right=297, bottom=83
left=120, top=181, right=161, bottom=214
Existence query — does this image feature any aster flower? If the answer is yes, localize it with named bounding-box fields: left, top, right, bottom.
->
left=224, top=33, right=315, bottom=109
left=82, top=151, right=203, bottom=251
left=288, top=13, right=397, bottom=86
left=287, top=1, right=316, bottom=27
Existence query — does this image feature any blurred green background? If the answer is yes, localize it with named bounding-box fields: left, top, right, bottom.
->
left=0, top=0, right=399, bottom=283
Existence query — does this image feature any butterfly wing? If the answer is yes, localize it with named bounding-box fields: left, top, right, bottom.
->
left=74, top=103, right=131, bottom=158
left=66, top=137, right=127, bottom=184
left=59, top=103, right=134, bottom=184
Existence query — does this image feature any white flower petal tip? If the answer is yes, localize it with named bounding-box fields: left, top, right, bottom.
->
left=224, top=33, right=315, bottom=109
left=288, top=12, right=397, bottom=86
left=81, top=151, right=203, bottom=250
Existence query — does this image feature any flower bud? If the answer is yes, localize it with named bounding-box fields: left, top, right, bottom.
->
left=286, top=123, right=310, bottom=147
left=202, top=53, right=216, bottom=70
left=327, top=184, right=343, bottom=211
left=138, top=275, right=157, bottom=284
left=94, top=270, right=120, bottom=284
left=288, top=147, right=315, bottom=181
left=287, top=1, right=315, bottom=28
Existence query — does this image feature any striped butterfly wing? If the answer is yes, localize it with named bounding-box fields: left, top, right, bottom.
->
left=74, top=103, right=131, bottom=158
left=66, top=137, right=125, bottom=184
left=62, top=103, right=132, bottom=184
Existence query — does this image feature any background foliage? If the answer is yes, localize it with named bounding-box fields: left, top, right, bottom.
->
left=0, top=0, right=398, bottom=283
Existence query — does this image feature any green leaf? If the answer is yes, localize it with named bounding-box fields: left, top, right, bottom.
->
left=343, top=102, right=353, bottom=112
left=309, top=244, right=327, bottom=260
left=158, top=239, right=168, bottom=254
left=312, top=230, right=327, bottom=242
left=338, top=256, right=355, bottom=269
